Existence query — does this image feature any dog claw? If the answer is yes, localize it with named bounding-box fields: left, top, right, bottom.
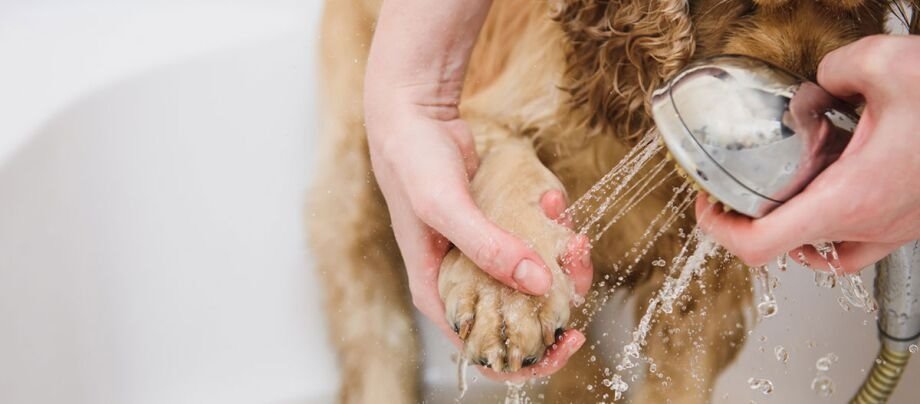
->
left=543, top=323, right=556, bottom=346
left=522, top=356, right=538, bottom=368
left=507, top=347, right=524, bottom=372
left=457, top=319, right=473, bottom=340
left=487, top=351, right=505, bottom=372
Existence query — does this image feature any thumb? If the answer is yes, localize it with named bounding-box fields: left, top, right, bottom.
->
left=412, top=186, right=553, bottom=295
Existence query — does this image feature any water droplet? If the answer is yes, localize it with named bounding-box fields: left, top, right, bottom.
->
left=910, top=344, right=918, bottom=354
left=815, top=353, right=837, bottom=371
left=747, top=377, right=774, bottom=395
left=504, top=381, right=529, bottom=404
left=774, top=346, right=789, bottom=363
left=797, top=250, right=811, bottom=268
left=776, top=254, right=788, bottom=272
left=607, top=374, right=629, bottom=401
left=456, top=354, right=470, bottom=399
left=811, top=375, right=835, bottom=397
left=624, top=343, right=640, bottom=359
left=757, top=300, right=778, bottom=318
left=837, top=296, right=851, bottom=312
left=814, top=272, right=836, bottom=289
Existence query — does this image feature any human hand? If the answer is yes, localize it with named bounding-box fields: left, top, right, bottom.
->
left=696, top=35, right=920, bottom=272
left=364, top=102, right=593, bottom=378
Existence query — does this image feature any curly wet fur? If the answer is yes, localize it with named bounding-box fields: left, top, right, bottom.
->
left=313, top=1, right=913, bottom=402
left=551, top=0, right=695, bottom=138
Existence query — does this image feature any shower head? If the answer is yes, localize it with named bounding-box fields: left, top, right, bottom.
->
left=652, top=55, right=920, bottom=404
left=650, top=55, right=859, bottom=218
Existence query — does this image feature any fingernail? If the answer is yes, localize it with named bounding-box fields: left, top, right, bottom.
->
left=513, top=259, right=550, bottom=294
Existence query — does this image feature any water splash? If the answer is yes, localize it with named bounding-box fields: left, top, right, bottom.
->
left=571, top=183, right=696, bottom=331
left=503, top=381, right=531, bottom=404
left=747, top=377, right=775, bottom=395
left=774, top=345, right=789, bottom=363
left=567, top=131, right=665, bottom=242
left=603, top=374, right=629, bottom=401
left=811, top=375, right=835, bottom=398
left=456, top=354, right=469, bottom=400
left=808, top=352, right=838, bottom=398
left=812, top=242, right=878, bottom=313
left=815, top=353, right=838, bottom=372
left=754, top=265, right=778, bottom=319
left=814, top=271, right=836, bottom=289
left=776, top=254, right=788, bottom=272
left=604, top=230, right=720, bottom=399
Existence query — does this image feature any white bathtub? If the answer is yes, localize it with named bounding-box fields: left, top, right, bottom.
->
left=0, top=1, right=917, bottom=403
left=0, top=1, right=338, bottom=403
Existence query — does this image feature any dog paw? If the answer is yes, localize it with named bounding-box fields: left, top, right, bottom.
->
left=439, top=248, right=572, bottom=372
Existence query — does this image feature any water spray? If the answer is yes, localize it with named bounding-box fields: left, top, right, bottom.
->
left=651, top=55, right=920, bottom=403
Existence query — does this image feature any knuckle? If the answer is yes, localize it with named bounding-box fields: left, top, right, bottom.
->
left=853, top=36, right=896, bottom=79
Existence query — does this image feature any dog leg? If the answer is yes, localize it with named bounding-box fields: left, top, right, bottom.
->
left=439, top=133, right=575, bottom=372
left=310, top=1, right=418, bottom=403
left=310, top=185, right=419, bottom=404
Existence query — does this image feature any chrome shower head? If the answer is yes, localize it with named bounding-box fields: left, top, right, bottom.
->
left=652, top=56, right=920, bottom=403
left=651, top=55, right=859, bottom=218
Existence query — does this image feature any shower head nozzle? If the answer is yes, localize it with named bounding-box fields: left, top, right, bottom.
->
left=650, top=55, right=858, bottom=218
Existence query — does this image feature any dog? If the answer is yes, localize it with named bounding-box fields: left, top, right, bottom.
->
left=310, top=1, right=913, bottom=402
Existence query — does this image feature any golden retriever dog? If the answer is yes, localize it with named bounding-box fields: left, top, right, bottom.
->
left=310, top=1, right=916, bottom=402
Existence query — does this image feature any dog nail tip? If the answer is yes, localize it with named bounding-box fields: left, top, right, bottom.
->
left=458, top=321, right=473, bottom=340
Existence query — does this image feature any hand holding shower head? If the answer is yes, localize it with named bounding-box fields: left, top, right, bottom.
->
left=650, top=55, right=858, bottom=217
left=650, top=55, right=919, bottom=404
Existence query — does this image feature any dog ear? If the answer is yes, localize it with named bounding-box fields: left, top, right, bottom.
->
left=551, top=0, right=695, bottom=139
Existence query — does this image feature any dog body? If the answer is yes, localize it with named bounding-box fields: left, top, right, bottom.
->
left=311, top=1, right=894, bottom=402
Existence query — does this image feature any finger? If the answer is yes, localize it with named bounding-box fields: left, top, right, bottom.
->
left=395, top=135, right=553, bottom=295
left=540, top=189, right=568, bottom=222
left=561, top=234, right=593, bottom=298
left=541, top=190, right=592, bottom=298
left=789, top=241, right=901, bottom=274
left=411, top=184, right=553, bottom=295
left=694, top=195, right=775, bottom=266
left=817, top=35, right=907, bottom=103
left=382, top=186, right=470, bottom=348
left=695, top=177, right=843, bottom=266
left=476, top=330, right=586, bottom=382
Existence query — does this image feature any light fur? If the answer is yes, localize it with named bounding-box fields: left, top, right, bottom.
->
left=311, top=1, right=902, bottom=402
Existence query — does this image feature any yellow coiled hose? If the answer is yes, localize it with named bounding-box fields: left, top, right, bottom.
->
left=851, top=346, right=911, bottom=404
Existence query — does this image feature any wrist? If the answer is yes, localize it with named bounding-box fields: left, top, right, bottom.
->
left=365, top=80, right=463, bottom=125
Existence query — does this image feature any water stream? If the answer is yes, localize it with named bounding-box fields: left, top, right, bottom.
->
left=448, top=127, right=876, bottom=402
